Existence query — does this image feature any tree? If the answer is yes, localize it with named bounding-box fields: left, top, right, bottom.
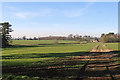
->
left=100, top=32, right=119, bottom=43
left=101, top=33, right=105, bottom=37
left=73, top=34, right=80, bottom=40
left=100, top=33, right=105, bottom=43
left=22, top=36, right=26, bottom=40
left=38, top=37, right=41, bottom=40
left=33, top=37, right=37, bottom=40
left=0, top=22, right=13, bottom=47
left=68, top=34, right=73, bottom=40
left=108, top=32, right=114, bottom=35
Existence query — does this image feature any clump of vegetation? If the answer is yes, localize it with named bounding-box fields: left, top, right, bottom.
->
left=2, top=74, right=41, bottom=80
left=100, top=32, right=120, bottom=43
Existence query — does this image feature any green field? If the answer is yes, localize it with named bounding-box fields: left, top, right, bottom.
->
left=10, top=40, right=77, bottom=45
left=2, top=40, right=98, bottom=66
left=105, top=43, right=118, bottom=51
left=2, top=40, right=119, bottom=79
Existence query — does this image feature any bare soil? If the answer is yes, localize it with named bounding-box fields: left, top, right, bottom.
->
left=2, top=44, right=120, bottom=80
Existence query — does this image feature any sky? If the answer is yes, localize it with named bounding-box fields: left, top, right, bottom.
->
left=2, top=2, right=118, bottom=38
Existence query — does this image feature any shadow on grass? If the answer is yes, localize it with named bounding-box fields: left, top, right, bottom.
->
left=5, top=43, right=75, bottom=48
left=5, top=45, right=41, bottom=48
left=2, top=51, right=92, bottom=59
left=2, top=51, right=120, bottom=59
left=2, top=51, right=120, bottom=79
left=5, top=44, right=60, bottom=48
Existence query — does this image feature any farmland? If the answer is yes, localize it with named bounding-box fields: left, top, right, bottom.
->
left=2, top=40, right=98, bottom=66
left=105, top=43, right=118, bottom=51
left=1, top=2, right=119, bottom=80
left=2, top=40, right=120, bottom=80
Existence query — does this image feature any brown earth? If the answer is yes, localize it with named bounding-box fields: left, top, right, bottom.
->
left=2, top=43, right=120, bottom=80
left=77, top=43, right=119, bottom=80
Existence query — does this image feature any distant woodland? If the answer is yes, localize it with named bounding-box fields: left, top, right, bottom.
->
left=0, top=22, right=119, bottom=47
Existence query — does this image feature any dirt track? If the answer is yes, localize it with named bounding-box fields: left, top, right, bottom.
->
left=2, top=43, right=120, bottom=80
left=77, top=43, right=120, bottom=80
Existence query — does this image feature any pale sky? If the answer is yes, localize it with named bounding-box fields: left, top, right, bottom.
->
left=2, top=2, right=118, bottom=38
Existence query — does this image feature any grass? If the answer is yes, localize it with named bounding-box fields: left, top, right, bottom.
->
left=105, top=43, right=120, bottom=66
left=2, top=74, right=42, bottom=80
left=2, top=58, right=53, bottom=66
left=3, top=41, right=98, bottom=56
left=105, top=43, right=119, bottom=51
left=10, top=40, right=77, bottom=45
left=98, top=43, right=109, bottom=51
left=2, top=40, right=99, bottom=71
left=3, top=40, right=119, bottom=79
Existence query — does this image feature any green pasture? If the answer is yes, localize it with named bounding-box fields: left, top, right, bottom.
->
left=3, top=40, right=94, bottom=79
left=105, top=43, right=119, bottom=51
left=10, top=40, right=77, bottom=45
left=2, top=40, right=119, bottom=67
left=2, top=40, right=98, bottom=66
left=2, top=40, right=120, bottom=79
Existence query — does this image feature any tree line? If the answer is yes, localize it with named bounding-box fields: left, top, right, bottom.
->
left=0, top=22, right=119, bottom=48
left=100, top=32, right=120, bottom=43
left=12, top=34, right=99, bottom=43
